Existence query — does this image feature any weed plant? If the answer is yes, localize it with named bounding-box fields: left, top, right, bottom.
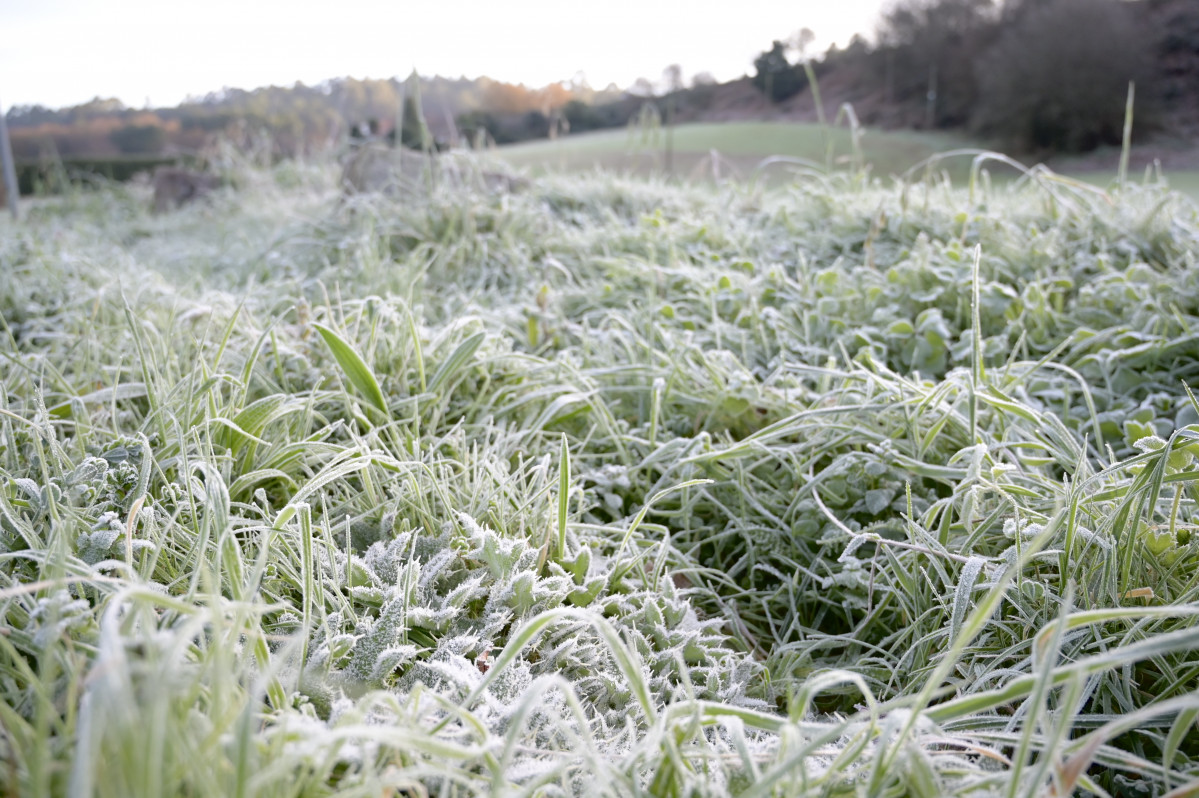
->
left=1, top=151, right=1199, bottom=796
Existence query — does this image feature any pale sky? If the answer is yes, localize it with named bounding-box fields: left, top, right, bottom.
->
left=1, top=0, right=889, bottom=110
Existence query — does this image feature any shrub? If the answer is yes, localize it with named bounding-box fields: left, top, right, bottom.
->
left=109, top=124, right=166, bottom=155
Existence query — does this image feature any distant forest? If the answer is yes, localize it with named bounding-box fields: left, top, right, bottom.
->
left=3, top=76, right=622, bottom=162
left=5, top=0, right=1197, bottom=166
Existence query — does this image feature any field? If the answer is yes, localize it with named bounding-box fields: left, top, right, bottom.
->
left=2, top=150, right=1199, bottom=796
left=498, top=121, right=1199, bottom=198
left=497, top=122, right=983, bottom=183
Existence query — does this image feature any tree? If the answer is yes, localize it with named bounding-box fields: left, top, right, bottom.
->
left=661, top=64, right=684, bottom=95
left=972, top=0, right=1156, bottom=151
left=520, top=110, right=550, bottom=139
left=875, top=0, right=996, bottom=126
left=629, top=77, right=657, bottom=98
left=399, top=92, right=428, bottom=150
left=752, top=41, right=805, bottom=102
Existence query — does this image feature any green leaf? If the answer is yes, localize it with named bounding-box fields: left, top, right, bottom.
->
left=313, top=323, right=388, bottom=416
left=226, top=394, right=301, bottom=454
left=427, top=332, right=485, bottom=394
left=228, top=468, right=299, bottom=497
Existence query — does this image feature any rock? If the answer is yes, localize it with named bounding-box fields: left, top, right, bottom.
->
left=152, top=167, right=220, bottom=213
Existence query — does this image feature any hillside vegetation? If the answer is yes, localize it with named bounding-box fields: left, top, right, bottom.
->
left=2, top=156, right=1199, bottom=796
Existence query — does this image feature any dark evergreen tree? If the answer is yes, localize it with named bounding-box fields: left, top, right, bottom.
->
left=752, top=41, right=805, bottom=103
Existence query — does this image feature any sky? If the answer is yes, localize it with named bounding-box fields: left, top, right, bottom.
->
left=1, top=0, right=890, bottom=111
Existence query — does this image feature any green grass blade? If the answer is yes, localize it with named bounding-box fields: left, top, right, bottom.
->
left=312, top=322, right=389, bottom=415
left=427, top=331, right=485, bottom=394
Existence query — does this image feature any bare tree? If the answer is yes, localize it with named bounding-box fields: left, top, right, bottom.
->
left=661, top=64, right=685, bottom=95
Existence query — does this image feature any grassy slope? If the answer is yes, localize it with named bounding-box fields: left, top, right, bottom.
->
left=1, top=157, right=1199, bottom=796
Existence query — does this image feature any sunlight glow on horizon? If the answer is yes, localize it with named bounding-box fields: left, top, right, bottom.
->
left=1, top=0, right=888, bottom=110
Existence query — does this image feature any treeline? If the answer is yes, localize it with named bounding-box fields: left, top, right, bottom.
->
left=457, top=97, right=643, bottom=145
left=4, top=75, right=622, bottom=161
left=753, top=0, right=1197, bottom=152
left=454, top=0, right=1199, bottom=154
left=456, top=74, right=721, bottom=145
left=7, top=0, right=1195, bottom=165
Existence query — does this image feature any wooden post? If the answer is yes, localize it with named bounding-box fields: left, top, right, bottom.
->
left=0, top=97, right=18, bottom=219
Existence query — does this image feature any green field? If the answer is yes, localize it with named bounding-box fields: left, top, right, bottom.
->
left=498, top=121, right=983, bottom=182
left=498, top=121, right=1199, bottom=199
left=2, top=154, right=1199, bottom=796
